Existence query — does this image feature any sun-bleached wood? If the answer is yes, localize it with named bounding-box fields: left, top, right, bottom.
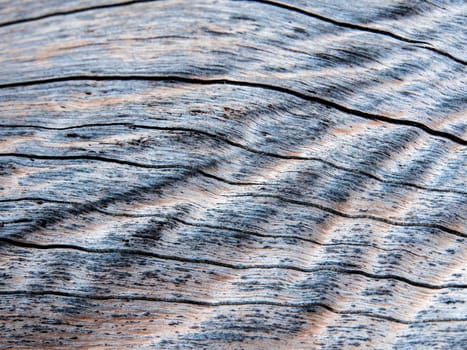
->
left=0, top=0, right=465, bottom=349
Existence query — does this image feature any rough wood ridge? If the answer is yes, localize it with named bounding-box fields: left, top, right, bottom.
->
left=0, top=0, right=466, bottom=349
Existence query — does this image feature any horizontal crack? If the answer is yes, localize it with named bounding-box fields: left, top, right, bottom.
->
left=0, top=207, right=426, bottom=258
left=1, top=123, right=464, bottom=195
left=0, top=289, right=464, bottom=324
left=0, top=0, right=157, bottom=28
left=0, top=76, right=464, bottom=145
left=0, top=153, right=259, bottom=186
left=0, top=237, right=464, bottom=290
left=249, top=0, right=465, bottom=65
left=0, top=0, right=463, bottom=65
left=2, top=158, right=463, bottom=238
left=226, top=193, right=467, bottom=238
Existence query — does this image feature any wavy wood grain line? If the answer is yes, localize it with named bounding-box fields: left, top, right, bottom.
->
left=0, top=0, right=466, bottom=349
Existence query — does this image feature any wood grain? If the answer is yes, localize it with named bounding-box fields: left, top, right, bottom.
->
left=0, top=0, right=466, bottom=349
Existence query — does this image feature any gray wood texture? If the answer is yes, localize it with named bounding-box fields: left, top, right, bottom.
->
left=0, top=0, right=466, bottom=349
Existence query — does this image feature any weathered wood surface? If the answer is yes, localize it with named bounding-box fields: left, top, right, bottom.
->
left=0, top=0, right=465, bottom=349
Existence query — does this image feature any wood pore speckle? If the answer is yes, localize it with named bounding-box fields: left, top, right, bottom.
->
left=0, top=0, right=466, bottom=349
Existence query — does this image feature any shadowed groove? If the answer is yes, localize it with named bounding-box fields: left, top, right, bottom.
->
left=0, top=152, right=259, bottom=186
left=0, top=289, right=465, bottom=325
left=247, top=0, right=466, bottom=65
left=0, top=237, right=465, bottom=290
left=0, top=0, right=157, bottom=28
left=2, top=148, right=464, bottom=238
left=1, top=0, right=466, bottom=346
left=226, top=193, right=467, bottom=238
left=0, top=76, right=464, bottom=145
left=1, top=123, right=465, bottom=195
left=0, top=0, right=463, bottom=65
left=1, top=151, right=464, bottom=237
left=0, top=199, right=428, bottom=258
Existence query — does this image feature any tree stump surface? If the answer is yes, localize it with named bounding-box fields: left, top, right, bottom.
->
left=0, top=0, right=466, bottom=349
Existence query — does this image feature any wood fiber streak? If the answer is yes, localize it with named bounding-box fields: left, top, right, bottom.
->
left=0, top=0, right=466, bottom=139
left=0, top=0, right=466, bottom=349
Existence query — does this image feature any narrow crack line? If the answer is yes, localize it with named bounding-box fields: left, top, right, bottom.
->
left=0, top=0, right=157, bottom=28
left=226, top=194, right=467, bottom=238
left=0, top=0, right=463, bottom=65
left=0, top=153, right=258, bottom=186
left=0, top=197, right=78, bottom=205
left=0, top=76, right=464, bottom=145
left=0, top=209, right=425, bottom=258
left=1, top=123, right=464, bottom=195
left=98, top=211, right=427, bottom=259
left=0, top=237, right=464, bottom=289
left=0, top=290, right=464, bottom=324
left=0, top=196, right=430, bottom=260
left=2, top=166, right=464, bottom=238
left=0, top=218, right=33, bottom=225
left=247, top=0, right=465, bottom=65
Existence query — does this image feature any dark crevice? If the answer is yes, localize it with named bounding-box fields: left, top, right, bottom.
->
left=0, top=202, right=426, bottom=258
left=2, top=150, right=464, bottom=237
left=1, top=151, right=464, bottom=237
left=0, top=0, right=463, bottom=65
left=0, top=76, right=464, bottom=145
left=0, top=152, right=258, bottom=186
left=87, top=207, right=428, bottom=259
left=1, top=123, right=464, bottom=195
left=0, top=290, right=465, bottom=324
left=0, top=237, right=464, bottom=290
left=0, top=197, right=89, bottom=206
left=1, top=218, right=34, bottom=225
left=226, top=194, right=467, bottom=238
left=248, top=0, right=465, bottom=65
left=0, top=0, right=157, bottom=28
left=165, top=217, right=426, bottom=258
